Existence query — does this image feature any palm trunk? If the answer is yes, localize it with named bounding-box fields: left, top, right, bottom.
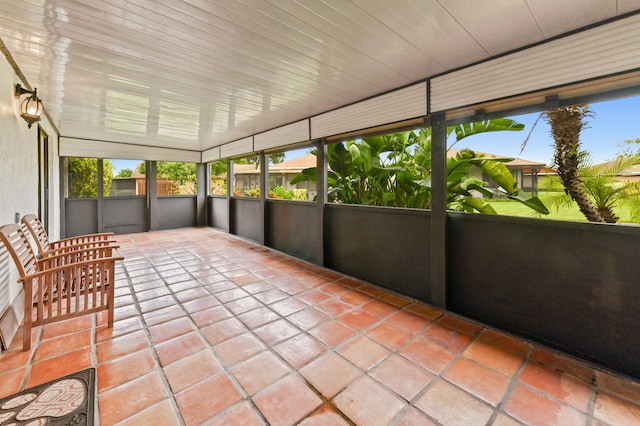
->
left=598, top=207, right=619, bottom=223
left=546, top=106, right=609, bottom=223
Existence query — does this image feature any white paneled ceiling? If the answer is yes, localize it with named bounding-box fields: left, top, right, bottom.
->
left=0, top=0, right=637, bottom=154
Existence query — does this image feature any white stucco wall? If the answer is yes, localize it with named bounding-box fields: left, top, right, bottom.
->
left=43, top=117, right=60, bottom=242
left=0, top=53, right=59, bottom=316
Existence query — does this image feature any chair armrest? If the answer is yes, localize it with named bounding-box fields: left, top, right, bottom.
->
left=49, top=233, right=116, bottom=249
left=37, top=245, right=121, bottom=269
left=39, top=241, right=120, bottom=258
left=19, top=255, right=124, bottom=283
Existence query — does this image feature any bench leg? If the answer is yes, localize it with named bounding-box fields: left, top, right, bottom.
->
left=22, top=301, right=32, bottom=351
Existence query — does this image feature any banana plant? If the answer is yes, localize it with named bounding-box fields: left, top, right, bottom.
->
left=441, top=148, right=549, bottom=214
left=291, top=118, right=549, bottom=214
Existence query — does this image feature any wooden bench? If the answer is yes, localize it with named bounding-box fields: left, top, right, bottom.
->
left=21, top=214, right=116, bottom=258
left=0, top=223, right=123, bottom=350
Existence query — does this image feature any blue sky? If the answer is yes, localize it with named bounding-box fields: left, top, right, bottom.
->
left=112, top=95, right=640, bottom=174
left=112, top=158, right=141, bottom=175
left=449, top=96, right=640, bottom=166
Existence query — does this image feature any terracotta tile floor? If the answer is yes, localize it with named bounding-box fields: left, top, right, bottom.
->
left=2, top=227, right=640, bottom=425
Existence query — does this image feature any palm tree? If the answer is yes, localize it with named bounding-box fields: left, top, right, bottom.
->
left=544, top=105, right=610, bottom=222
left=544, top=104, right=640, bottom=223
left=542, top=153, right=640, bottom=223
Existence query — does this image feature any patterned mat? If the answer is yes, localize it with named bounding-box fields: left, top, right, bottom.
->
left=0, top=368, right=95, bottom=425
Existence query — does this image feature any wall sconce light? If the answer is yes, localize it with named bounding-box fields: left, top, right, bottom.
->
left=14, top=83, right=44, bottom=128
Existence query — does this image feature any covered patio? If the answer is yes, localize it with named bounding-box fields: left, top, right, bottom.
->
left=3, top=1, right=640, bottom=424
left=1, top=227, right=638, bottom=425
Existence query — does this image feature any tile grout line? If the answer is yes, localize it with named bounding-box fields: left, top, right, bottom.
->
left=113, top=238, right=188, bottom=426
left=273, top=286, right=450, bottom=425
left=182, top=240, right=274, bottom=425
left=143, top=233, right=274, bottom=425
left=53, top=228, right=639, bottom=425
left=17, top=327, right=42, bottom=393
left=586, top=372, right=598, bottom=426
left=394, top=322, right=494, bottom=425
left=217, top=236, right=489, bottom=425
left=90, top=307, right=100, bottom=423
left=210, top=254, right=341, bottom=425
left=163, top=232, right=417, bottom=425
left=486, top=343, right=532, bottom=424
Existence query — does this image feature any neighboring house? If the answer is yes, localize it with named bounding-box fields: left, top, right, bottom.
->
left=537, top=158, right=640, bottom=188
left=593, top=160, right=640, bottom=183
left=233, top=151, right=545, bottom=198
left=447, top=150, right=546, bottom=195
left=537, top=166, right=558, bottom=176
left=615, top=164, right=640, bottom=183
left=233, top=154, right=318, bottom=200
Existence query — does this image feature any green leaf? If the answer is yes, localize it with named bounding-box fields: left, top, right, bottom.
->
left=416, top=178, right=431, bottom=188
left=509, top=194, right=550, bottom=215
left=289, top=167, right=317, bottom=184
left=463, top=183, right=493, bottom=198
left=459, top=197, right=498, bottom=214
left=485, top=188, right=550, bottom=215
left=476, top=158, right=519, bottom=195
left=328, top=143, right=354, bottom=178
left=382, top=192, right=396, bottom=202
left=452, top=119, right=525, bottom=143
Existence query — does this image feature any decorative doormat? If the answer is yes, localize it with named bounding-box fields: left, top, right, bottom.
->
left=0, top=368, right=95, bottom=425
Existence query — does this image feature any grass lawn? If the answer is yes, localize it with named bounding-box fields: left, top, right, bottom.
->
left=486, top=192, right=639, bottom=224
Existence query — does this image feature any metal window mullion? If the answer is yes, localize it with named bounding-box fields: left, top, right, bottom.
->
left=147, top=161, right=158, bottom=231
left=316, top=139, right=327, bottom=267
left=260, top=152, right=267, bottom=246
left=227, top=159, right=234, bottom=234
left=97, top=159, right=104, bottom=233
left=430, top=113, right=447, bottom=309
left=197, top=163, right=207, bottom=226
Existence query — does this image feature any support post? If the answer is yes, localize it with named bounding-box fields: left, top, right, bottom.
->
left=147, top=161, right=158, bottom=231
left=196, top=163, right=207, bottom=226
left=97, top=159, right=104, bottom=233
left=430, top=113, right=447, bottom=309
left=315, top=140, right=327, bottom=266
left=227, top=159, right=234, bottom=234
left=60, top=157, right=66, bottom=238
left=259, top=152, right=267, bottom=245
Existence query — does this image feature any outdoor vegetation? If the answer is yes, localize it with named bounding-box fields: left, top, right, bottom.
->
left=288, top=104, right=640, bottom=224
left=526, top=105, right=640, bottom=224
left=68, top=158, right=199, bottom=197
left=139, top=161, right=198, bottom=195
left=67, top=102, right=640, bottom=224
left=488, top=191, right=640, bottom=222
left=227, top=186, right=308, bottom=200
left=67, top=158, right=112, bottom=198
left=292, top=119, right=550, bottom=215
left=269, top=186, right=308, bottom=200
left=219, top=154, right=309, bottom=199
left=211, top=160, right=227, bottom=195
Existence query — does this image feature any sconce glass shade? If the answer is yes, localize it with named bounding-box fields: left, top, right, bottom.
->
left=15, top=84, right=44, bottom=128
